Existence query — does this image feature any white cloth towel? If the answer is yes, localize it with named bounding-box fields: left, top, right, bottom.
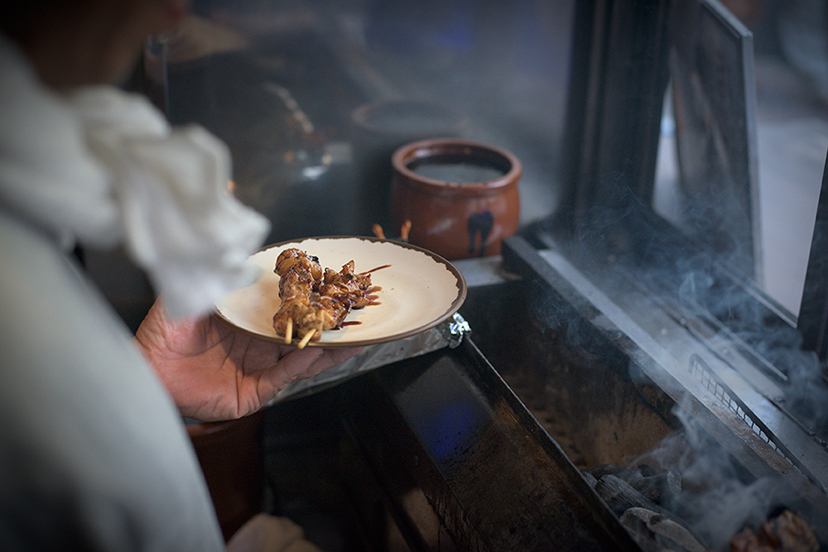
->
left=0, top=36, right=269, bottom=318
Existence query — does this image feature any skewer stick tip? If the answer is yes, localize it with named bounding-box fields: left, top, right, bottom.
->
left=400, top=219, right=411, bottom=241
left=284, top=318, right=293, bottom=344
left=372, top=224, right=385, bottom=239
left=297, top=329, right=316, bottom=349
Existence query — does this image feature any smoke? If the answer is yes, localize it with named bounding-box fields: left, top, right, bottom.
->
left=676, top=263, right=828, bottom=433
left=637, top=400, right=786, bottom=551
left=534, top=188, right=828, bottom=550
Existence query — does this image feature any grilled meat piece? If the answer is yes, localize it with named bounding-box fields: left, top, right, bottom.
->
left=319, top=261, right=374, bottom=309
left=278, top=269, right=315, bottom=300
left=274, top=247, right=323, bottom=285
left=295, top=296, right=351, bottom=337
left=272, top=249, right=319, bottom=339
left=272, top=296, right=311, bottom=335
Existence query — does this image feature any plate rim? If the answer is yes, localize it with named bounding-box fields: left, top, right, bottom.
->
left=213, top=236, right=468, bottom=348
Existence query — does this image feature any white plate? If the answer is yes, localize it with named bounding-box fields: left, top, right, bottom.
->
left=214, top=236, right=467, bottom=347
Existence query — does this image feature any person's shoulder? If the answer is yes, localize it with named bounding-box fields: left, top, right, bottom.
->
left=0, top=206, right=73, bottom=273
left=0, top=208, right=92, bottom=324
left=0, top=207, right=138, bottom=379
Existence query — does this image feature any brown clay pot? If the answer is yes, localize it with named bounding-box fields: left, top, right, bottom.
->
left=390, top=138, right=521, bottom=260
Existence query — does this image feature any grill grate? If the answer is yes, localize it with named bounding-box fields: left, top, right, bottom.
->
left=688, top=354, right=801, bottom=470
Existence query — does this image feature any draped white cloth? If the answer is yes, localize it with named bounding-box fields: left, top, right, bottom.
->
left=0, top=36, right=269, bottom=319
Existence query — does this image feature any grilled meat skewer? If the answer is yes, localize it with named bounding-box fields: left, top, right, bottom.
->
left=271, top=249, right=378, bottom=347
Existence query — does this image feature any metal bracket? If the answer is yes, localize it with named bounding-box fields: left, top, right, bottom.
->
left=445, top=312, right=472, bottom=348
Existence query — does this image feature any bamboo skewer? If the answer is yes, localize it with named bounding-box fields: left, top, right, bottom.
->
left=372, top=224, right=385, bottom=239
left=297, top=329, right=316, bottom=349
left=283, top=318, right=292, bottom=344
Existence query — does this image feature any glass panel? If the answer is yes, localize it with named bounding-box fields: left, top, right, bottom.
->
left=655, top=0, right=828, bottom=318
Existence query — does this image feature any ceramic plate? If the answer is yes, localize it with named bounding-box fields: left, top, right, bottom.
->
left=214, top=236, right=467, bottom=347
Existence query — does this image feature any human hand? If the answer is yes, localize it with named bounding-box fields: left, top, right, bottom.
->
left=134, top=299, right=361, bottom=421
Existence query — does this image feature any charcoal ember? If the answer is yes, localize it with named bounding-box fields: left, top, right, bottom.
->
left=761, top=509, right=819, bottom=552
left=581, top=469, right=599, bottom=489
left=586, top=464, right=635, bottom=480
left=620, top=507, right=708, bottom=552
left=594, top=474, right=660, bottom=516
left=730, top=530, right=775, bottom=552
left=730, top=510, right=818, bottom=552
left=586, top=464, right=681, bottom=506
left=595, top=475, right=709, bottom=551
left=637, top=464, right=658, bottom=477
left=627, top=469, right=682, bottom=506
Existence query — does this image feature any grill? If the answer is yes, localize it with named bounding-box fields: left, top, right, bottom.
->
left=260, top=234, right=828, bottom=552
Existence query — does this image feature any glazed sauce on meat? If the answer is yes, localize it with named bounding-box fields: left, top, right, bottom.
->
left=358, top=265, right=389, bottom=307
left=361, top=264, right=390, bottom=274
left=364, top=291, right=381, bottom=306
left=330, top=320, right=361, bottom=331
